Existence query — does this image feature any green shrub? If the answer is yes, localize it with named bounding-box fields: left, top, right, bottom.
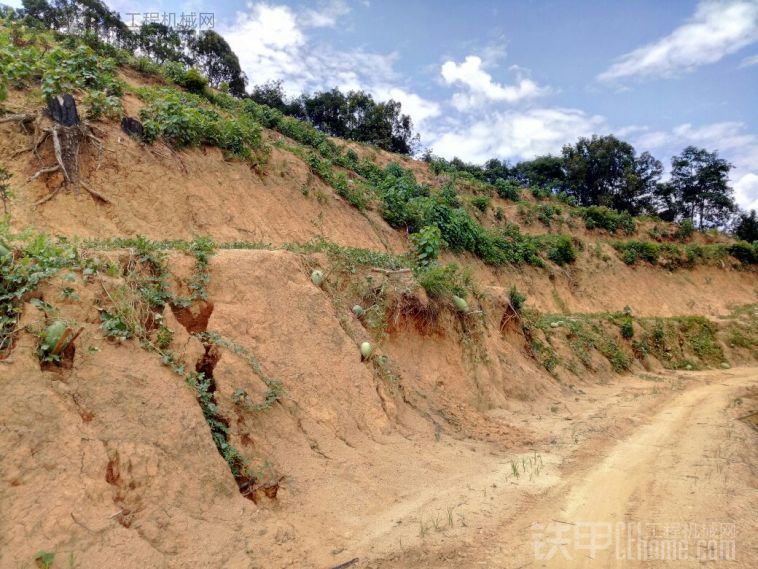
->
left=415, top=263, right=469, bottom=299
left=138, top=88, right=262, bottom=162
left=557, top=191, right=578, bottom=206
left=471, top=195, right=490, bottom=212
left=410, top=225, right=442, bottom=267
left=728, top=241, right=757, bottom=264
left=620, top=318, right=634, bottom=339
left=530, top=186, right=551, bottom=200
left=537, top=204, right=561, bottom=227
left=581, top=206, right=636, bottom=234
left=543, top=235, right=577, bottom=266
left=163, top=62, right=208, bottom=94
left=83, top=90, right=122, bottom=119
left=0, top=229, right=79, bottom=354
left=494, top=179, right=520, bottom=201
left=614, top=241, right=660, bottom=265
left=509, top=285, right=526, bottom=312
left=676, top=219, right=695, bottom=241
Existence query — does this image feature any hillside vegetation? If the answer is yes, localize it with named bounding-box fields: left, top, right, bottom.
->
left=0, top=8, right=756, bottom=569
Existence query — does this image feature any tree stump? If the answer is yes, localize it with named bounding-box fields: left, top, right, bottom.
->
left=21, top=94, right=111, bottom=205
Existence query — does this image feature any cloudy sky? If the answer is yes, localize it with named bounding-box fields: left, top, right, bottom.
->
left=7, top=0, right=758, bottom=209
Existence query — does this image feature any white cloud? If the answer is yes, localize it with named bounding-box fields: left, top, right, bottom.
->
left=373, top=87, right=441, bottom=127
left=627, top=121, right=758, bottom=210
left=430, top=107, right=606, bottom=163
left=222, top=3, right=306, bottom=91
left=441, top=55, right=548, bottom=109
left=222, top=1, right=437, bottom=124
left=735, top=174, right=758, bottom=210
left=302, top=0, right=351, bottom=28
left=739, top=53, right=758, bottom=66
left=598, top=0, right=758, bottom=82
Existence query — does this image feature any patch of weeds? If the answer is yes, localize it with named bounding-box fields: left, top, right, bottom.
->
left=540, top=234, right=577, bottom=266
left=470, top=195, right=490, bottom=212
left=581, top=206, right=635, bottom=234
left=0, top=228, right=80, bottom=355
left=34, top=551, right=55, bottom=569
left=199, top=332, right=285, bottom=410
left=410, top=225, right=442, bottom=267
left=415, top=263, right=470, bottom=299
left=188, top=235, right=216, bottom=300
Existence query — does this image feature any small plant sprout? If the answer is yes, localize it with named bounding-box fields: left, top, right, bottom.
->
left=311, top=269, right=325, bottom=286
left=35, top=551, right=55, bottom=569
left=352, top=304, right=365, bottom=318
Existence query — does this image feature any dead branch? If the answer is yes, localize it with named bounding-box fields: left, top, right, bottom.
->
left=0, top=112, right=36, bottom=124
left=81, top=181, right=111, bottom=204
left=28, top=164, right=60, bottom=182
left=370, top=267, right=412, bottom=274
left=33, top=182, right=64, bottom=206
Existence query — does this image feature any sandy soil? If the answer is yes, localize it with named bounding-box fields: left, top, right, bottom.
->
left=371, top=368, right=758, bottom=568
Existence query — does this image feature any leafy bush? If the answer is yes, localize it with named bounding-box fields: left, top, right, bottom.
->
left=138, top=88, right=262, bottom=162
left=620, top=317, right=634, bottom=339
left=581, top=206, right=636, bottom=234
left=728, top=241, right=758, bottom=265
left=410, top=225, right=442, bottom=267
left=614, top=241, right=660, bottom=265
left=509, top=285, right=526, bottom=312
left=543, top=234, right=577, bottom=266
left=471, top=195, right=490, bottom=212
left=332, top=172, right=369, bottom=210
left=415, top=263, right=469, bottom=299
left=163, top=61, right=208, bottom=94
left=1, top=228, right=79, bottom=354
left=0, top=27, right=122, bottom=101
left=537, top=204, right=561, bottom=227
left=83, top=90, right=122, bottom=119
left=530, top=186, right=551, bottom=200
left=676, top=219, right=695, bottom=241
left=495, top=179, right=520, bottom=201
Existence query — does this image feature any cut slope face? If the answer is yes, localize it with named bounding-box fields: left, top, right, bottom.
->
left=0, top=110, right=401, bottom=251
left=0, top=247, right=542, bottom=568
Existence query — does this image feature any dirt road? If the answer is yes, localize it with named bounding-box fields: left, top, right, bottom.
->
left=370, top=368, right=757, bottom=568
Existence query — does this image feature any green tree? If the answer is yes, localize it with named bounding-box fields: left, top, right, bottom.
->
left=189, top=30, right=247, bottom=96
left=734, top=209, right=758, bottom=242
left=138, top=22, right=184, bottom=64
left=655, top=146, right=735, bottom=229
left=250, top=80, right=294, bottom=113
left=561, top=135, right=661, bottom=214
left=21, top=0, right=132, bottom=46
left=293, top=88, right=418, bottom=155
left=514, top=155, right=564, bottom=189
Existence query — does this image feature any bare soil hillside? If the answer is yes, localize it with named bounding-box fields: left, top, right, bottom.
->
left=0, top=64, right=756, bottom=569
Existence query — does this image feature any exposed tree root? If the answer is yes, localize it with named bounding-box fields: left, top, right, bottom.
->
left=3, top=102, right=113, bottom=206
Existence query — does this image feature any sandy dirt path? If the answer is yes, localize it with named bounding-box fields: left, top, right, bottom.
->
left=370, top=368, right=757, bottom=568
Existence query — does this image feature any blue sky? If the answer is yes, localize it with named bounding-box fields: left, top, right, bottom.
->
left=6, top=0, right=758, bottom=209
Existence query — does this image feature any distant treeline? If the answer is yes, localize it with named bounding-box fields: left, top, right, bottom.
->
left=3, top=1, right=755, bottom=236
left=424, top=136, right=756, bottom=236
left=4, top=0, right=419, bottom=154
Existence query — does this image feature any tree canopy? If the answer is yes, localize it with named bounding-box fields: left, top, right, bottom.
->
left=250, top=84, right=419, bottom=155
left=561, top=135, right=661, bottom=215
left=654, top=146, right=735, bottom=229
